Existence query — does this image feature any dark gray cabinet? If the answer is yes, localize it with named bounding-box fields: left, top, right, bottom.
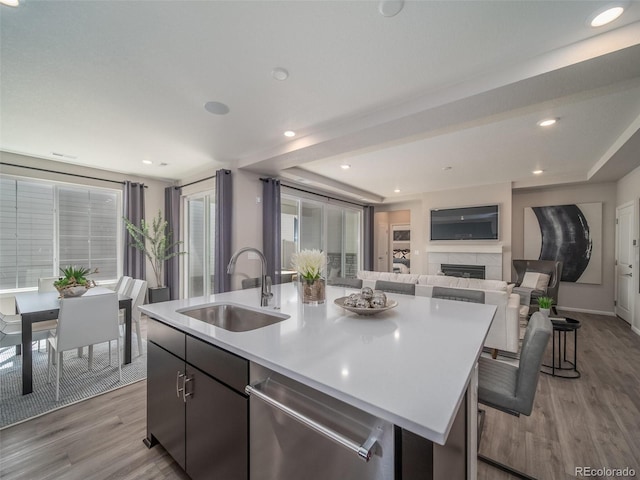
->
left=146, top=318, right=248, bottom=480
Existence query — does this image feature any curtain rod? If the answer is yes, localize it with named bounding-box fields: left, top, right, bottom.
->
left=180, top=173, right=216, bottom=188
left=278, top=181, right=366, bottom=208
left=0, top=161, right=148, bottom=188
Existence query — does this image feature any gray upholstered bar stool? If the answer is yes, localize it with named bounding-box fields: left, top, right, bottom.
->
left=477, top=312, right=552, bottom=479
left=374, top=280, right=415, bottom=295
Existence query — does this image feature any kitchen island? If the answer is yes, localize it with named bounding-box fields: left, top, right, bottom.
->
left=140, top=283, right=496, bottom=480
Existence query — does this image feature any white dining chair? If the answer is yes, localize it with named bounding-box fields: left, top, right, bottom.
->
left=47, top=292, right=121, bottom=401
left=0, top=312, right=57, bottom=351
left=115, top=278, right=147, bottom=357
left=115, top=276, right=133, bottom=297
left=38, top=276, right=59, bottom=293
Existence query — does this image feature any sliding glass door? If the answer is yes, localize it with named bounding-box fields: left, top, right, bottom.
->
left=281, top=194, right=361, bottom=278
left=185, top=192, right=215, bottom=297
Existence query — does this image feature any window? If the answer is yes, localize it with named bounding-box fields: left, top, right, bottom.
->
left=281, top=194, right=362, bottom=278
left=0, top=176, right=121, bottom=291
left=184, top=191, right=215, bottom=297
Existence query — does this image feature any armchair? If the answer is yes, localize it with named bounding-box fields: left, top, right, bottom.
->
left=512, top=260, right=563, bottom=314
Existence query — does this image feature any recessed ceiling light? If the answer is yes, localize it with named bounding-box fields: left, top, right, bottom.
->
left=204, top=101, right=230, bottom=115
left=533, top=169, right=544, bottom=175
left=379, top=0, right=404, bottom=17
left=537, top=118, right=557, bottom=127
left=589, top=6, right=624, bottom=27
left=394, top=188, right=401, bottom=193
left=272, top=67, right=289, bottom=81
left=341, top=164, right=351, bottom=170
left=0, top=0, right=20, bottom=6
left=159, top=162, right=168, bottom=167
left=142, top=160, right=153, bottom=165
left=284, top=130, right=296, bottom=137
left=442, top=166, right=452, bottom=171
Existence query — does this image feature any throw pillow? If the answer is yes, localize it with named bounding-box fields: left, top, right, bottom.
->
left=521, top=271, right=550, bottom=291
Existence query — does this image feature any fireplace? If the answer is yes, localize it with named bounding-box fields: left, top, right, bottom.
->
left=441, top=264, right=486, bottom=279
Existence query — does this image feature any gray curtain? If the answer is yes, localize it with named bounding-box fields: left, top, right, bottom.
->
left=363, top=205, right=374, bottom=271
left=262, top=178, right=281, bottom=285
left=214, top=169, right=232, bottom=293
left=123, top=181, right=146, bottom=279
left=164, top=186, right=181, bottom=300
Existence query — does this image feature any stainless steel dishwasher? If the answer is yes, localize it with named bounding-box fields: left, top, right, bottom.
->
left=247, top=364, right=394, bottom=480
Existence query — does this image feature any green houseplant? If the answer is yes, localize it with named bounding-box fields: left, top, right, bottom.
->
left=123, top=210, right=186, bottom=302
left=537, top=296, right=553, bottom=318
left=53, top=266, right=98, bottom=297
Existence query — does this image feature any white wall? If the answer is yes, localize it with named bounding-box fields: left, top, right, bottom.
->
left=0, top=151, right=172, bottom=290
left=616, top=165, right=640, bottom=333
left=512, top=181, right=617, bottom=315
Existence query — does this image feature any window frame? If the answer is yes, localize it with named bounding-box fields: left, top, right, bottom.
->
left=0, top=174, right=123, bottom=293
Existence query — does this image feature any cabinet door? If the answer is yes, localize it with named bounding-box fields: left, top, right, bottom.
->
left=186, top=367, right=248, bottom=480
left=147, top=342, right=186, bottom=469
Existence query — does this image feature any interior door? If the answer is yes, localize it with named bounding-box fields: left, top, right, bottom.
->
left=376, top=223, right=389, bottom=272
left=615, top=203, right=634, bottom=323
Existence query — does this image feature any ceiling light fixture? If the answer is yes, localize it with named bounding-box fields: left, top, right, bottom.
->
left=0, top=0, right=19, bottom=6
left=533, top=169, right=544, bottom=175
left=272, top=67, right=289, bottom=81
left=442, top=166, right=452, bottom=171
left=341, top=164, right=351, bottom=170
left=589, top=5, right=624, bottom=27
left=284, top=130, right=296, bottom=137
left=204, top=101, right=230, bottom=115
left=394, top=188, right=401, bottom=193
left=142, top=160, right=153, bottom=165
left=537, top=118, right=557, bottom=127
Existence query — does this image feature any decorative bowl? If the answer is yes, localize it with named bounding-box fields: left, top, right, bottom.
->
left=56, top=285, right=89, bottom=298
left=334, top=296, right=398, bottom=316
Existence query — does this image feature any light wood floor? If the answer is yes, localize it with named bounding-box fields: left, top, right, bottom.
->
left=478, top=310, right=640, bottom=479
left=1, top=311, right=638, bottom=479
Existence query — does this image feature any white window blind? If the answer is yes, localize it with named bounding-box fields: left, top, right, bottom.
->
left=0, top=177, right=120, bottom=290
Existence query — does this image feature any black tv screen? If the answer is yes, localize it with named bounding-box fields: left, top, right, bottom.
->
left=430, top=205, right=499, bottom=240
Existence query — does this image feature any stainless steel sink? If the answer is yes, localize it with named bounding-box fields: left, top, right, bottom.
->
left=178, top=303, right=289, bottom=332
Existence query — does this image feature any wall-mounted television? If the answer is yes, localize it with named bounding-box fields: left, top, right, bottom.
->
left=430, top=205, right=499, bottom=240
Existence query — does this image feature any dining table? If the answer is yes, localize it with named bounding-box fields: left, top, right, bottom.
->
left=14, top=286, right=133, bottom=395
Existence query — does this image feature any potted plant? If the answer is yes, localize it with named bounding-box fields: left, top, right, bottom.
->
left=291, top=249, right=326, bottom=305
left=537, top=296, right=553, bottom=318
left=54, top=266, right=98, bottom=297
left=123, top=210, right=186, bottom=303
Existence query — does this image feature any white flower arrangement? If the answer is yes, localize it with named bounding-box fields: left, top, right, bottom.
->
left=291, top=249, right=326, bottom=283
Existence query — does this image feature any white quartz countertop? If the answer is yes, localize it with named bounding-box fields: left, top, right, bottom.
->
left=139, top=283, right=495, bottom=445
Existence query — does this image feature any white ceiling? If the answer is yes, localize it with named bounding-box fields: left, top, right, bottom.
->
left=1, top=1, right=639, bottom=203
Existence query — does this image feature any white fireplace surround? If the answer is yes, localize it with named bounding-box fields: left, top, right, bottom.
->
left=427, top=244, right=503, bottom=281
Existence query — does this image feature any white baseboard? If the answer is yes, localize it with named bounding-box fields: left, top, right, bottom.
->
left=557, top=305, right=616, bottom=317
left=632, top=325, right=640, bottom=337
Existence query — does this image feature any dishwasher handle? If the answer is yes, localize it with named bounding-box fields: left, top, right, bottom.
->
left=246, top=382, right=379, bottom=462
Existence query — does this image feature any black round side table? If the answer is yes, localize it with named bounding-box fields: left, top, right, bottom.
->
left=541, top=317, right=581, bottom=379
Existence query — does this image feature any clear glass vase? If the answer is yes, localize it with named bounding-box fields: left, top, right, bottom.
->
left=300, top=278, right=326, bottom=305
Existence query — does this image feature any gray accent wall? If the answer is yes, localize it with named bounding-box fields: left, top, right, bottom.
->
left=513, top=182, right=617, bottom=315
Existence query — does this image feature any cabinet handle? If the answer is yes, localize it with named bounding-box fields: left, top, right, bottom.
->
left=176, top=371, right=185, bottom=398
left=183, top=375, right=193, bottom=403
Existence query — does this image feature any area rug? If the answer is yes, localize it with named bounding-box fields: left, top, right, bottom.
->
left=0, top=340, right=147, bottom=429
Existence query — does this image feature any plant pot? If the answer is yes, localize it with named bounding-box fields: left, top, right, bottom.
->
left=148, top=286, right=170, bottom=304
left=539, top=307, right=550, bottom=319
left=56, top=285, right=89, bottom=298
left=299, top=278, right=326, bottom=305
